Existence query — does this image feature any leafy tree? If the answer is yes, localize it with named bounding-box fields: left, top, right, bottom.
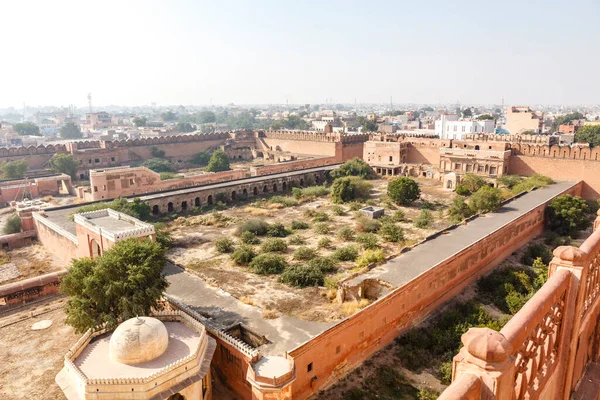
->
left=3, top=214, right=22, bottom=234
left=448, top=196, right=475, bottom=223
left=49, top=153, right=79, bottom=179
left=176, top=122, right=196, bottom=133
left=575, top=125, right=600, bottom=147
left=76, top=197, right=151, bottom=221
left=461, top=108, right=473, bottom=118
left=161, top=111, right=177, bottom=121
left=461, top=173, right=486, bottom=193
left=331, top=158, right=377, bottom=180
left=497, top=174, right=523, bottom=189
left=198, top=111, right=216, bottom=123
left=271, top=115, right=310, bottom=130
left=360, top=118, right=378, bottom=132
left=388, top=177, right=420, bottom=205
left=476, top=114, right=494, bottom=121
left=205, top=149, right=230, bottom=172
left=469, top=186, right=502, bottom=212
left=61, top=238, right=168, bottom=333
left=546, top=195, right=590, bottom=236
left=142, top=158, right=174, bottom=173
left=190, top=151, right=212, bottom=166
left=1, top=160, right=28, bottom=179
left=551, top=112, right=585, bottom=132
left=150, top=146, right=165, bottom=158
left=331, top=177, right=373, bottom=203
left=60, top=122, right=83, bottom=139
left=132, top=116, right=147, bottom=127
left=13, top=121, right=40, bottom=136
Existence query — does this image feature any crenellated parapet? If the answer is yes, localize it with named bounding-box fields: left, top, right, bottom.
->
left=260, top=129, right=368, bottom=143
left=464, top=133, right=557, bottom=145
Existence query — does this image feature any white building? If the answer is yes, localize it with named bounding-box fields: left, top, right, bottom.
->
left=435, top=114, right=495, bottom=140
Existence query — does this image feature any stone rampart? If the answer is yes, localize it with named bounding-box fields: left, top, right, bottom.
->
left=0, top=270, right=67, bottom=306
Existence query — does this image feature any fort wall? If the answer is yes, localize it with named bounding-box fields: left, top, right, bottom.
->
left=250, top=157, right=338, bottom=176
left=0, top=270, right=67, bottom=306
left=287, top=182, right=582, bottom=399
left=32, top=214, right=78, bottom=264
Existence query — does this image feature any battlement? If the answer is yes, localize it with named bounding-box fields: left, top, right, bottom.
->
left=464, top=133, right=558, bottom=145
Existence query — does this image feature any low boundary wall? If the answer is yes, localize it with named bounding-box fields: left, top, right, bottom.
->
left=0, top=270, right=67, bottom=306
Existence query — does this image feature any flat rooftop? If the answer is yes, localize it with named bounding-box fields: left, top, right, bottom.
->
left=165, top=180, right=578, bottom=356
left=81, top=214, right=140, bottom=233
left=75, top=321, right=200, bottom=379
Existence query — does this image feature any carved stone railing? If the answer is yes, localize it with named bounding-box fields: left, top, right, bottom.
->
left=441, top=212, right=600, bottom=400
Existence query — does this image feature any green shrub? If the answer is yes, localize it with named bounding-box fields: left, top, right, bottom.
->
left=544, top=231, right=571, bottom=247
left=356, top=217, right=381, bottom=233
left=477, top=267, right=540, bottom=314
left=280, top=264, right=324, bottom=287
left=439, top=361, right=453, bottom=385
left=240, top=231, right=260, bottom=245
left=159, top=172, right=182, bottom=180
left=317, top=237, right=333, bottom=249
left=267, top=222, right=289, bottom=237
left=290, top=220, right=310, bottom=230
left=388, top=177, right=420, bottom=205
left=330, top=158, right=377, bottom=180
left=268, top=196, right=298, bottom=207
left=215, top=237, right=235, bottom=253
left=546, top=194, right=591, bottom=236
left=3, top=214, right=22, bottom=234
left=293, top=185, right=330, bottom=200
left=521, top=243, right=552, bottom=265
left=288, top=234, right=306, bottom=245
left=379, top=223, right=404, bottom=242
left=293, top=246, right=318, bottom=261
left=356, top=248, right=385, bottom=268
left=414, top=210, right=434, bottom=228
left=512, top=174, right=553, bottom=195
left=308, top=257, right=338, bottom=273
left=333, top=245, right=359, bottom=261
left=461, top=173, right=487, bottom=193
left=314, top=222, right=331, bottom=235
left=248, top=253, right=287, bottom=274
left=455, top=184, right=471, bottom=196
left=347, top=201, right=363, bottom=211
left=331, top=176, right=373, bottom=203
left=231, top=245, right=256, bottom=265
left=356, top=233, right=380, bottom=250
left=237, top=219, right=270, bottom=236
left=391, top=209, right=406, bottom=222
left=497, top=174, right=523, bottom=189
left=311, top=211, right=330, bottom=222
left=418, top=387, right=440, bottom=400
left=448, top=196, right=475, bottom=223
left=469, top=186, right=502, bottom=213
left=337, top=227, right=355, bottom=241
left=261, top=238, right=288, bottom=253
left=331, top=205, right=346, bottom=216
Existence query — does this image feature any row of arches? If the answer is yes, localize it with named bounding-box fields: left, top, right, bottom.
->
left=149, top=173, right=322, bottom=215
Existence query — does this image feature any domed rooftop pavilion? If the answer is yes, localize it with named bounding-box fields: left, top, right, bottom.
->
left=56, top=309, right=215, bottom=400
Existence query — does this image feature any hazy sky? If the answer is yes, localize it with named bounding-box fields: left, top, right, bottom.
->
left=1, top=0, right=598, bottom=108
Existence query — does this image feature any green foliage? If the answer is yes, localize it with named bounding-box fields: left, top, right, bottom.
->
left=190, top=151, right=212, bottom=166
left=293, top=246, right=318, bottom=261
left=455, top=184, right=471, bottom=196
left=75, top=197, right=151, bottom=221
left=288, top=234, right=306, bottom=245
left=469, top=186, right=502, bottom=212
left=1, top=160, right=28, bottom=179
left=60, top=122, right=82, bottom=139
left=268, top=196, right=298, bottom=207
left=13, top=121, right=40, bottom=136
left=290, top=220, right=310, bottom=230
left=308, top=256, right=338, bottom=273
left=391, top=209, right=405, bottom=222
left=356, top=233, right=380, bottom=250
left=237, top=219, right=270, bottom=236
left=176, top=122, right=196, bottom=133
left=3, top=214, right=22, bottom=234
left=152, top=222, right=173, bottom=248
left=314, top=222, right=331, bottom=234
left=521, top=243, right=553, bottom=265
left=477, top=266, right=543, bottom=314
left=240, top=231, right=260, bottom=245
left=317, top=237, right=333, bottom=249
left=575, top=125, right=600, bottom=147
left=497, top=174, right=523, bottom=189
left=248, top=253, right=288, bottom=274
left=267, top=222, right=289, bottom=237
left=231, top=245, right=256, bottom=265
left=291, top=185, right=329, bottom=200
left=150, top=146, right=165, bottom=158
left=333, top=245, right=359, bottom=261
left=330, top=158, right=377, bottom=180
left=379, top=223, right=404, bottom=242
left=161, top=110, right=177, bottom=121
left=331, top=176, right=373, bottom=203
left=356, top=248, right=385, bottom=268
left=142, top=158, right=174, bottom=173
left=512, top=174, right=554, bottom=195
left=270, top=115, right=310, bottom=130
left=448, top=196, right=475, bottom=224
left=546, top=194, right=591, bottom=236
left=461, top=108, right=472, bottom=118
left=337, top=226, right=355, bottom=241
left=61, top=239, right=168, bottom=333
left=387, top=177, right=420, bottom=206
left=49, top=153, right=78, bottom=179
left=215, top=237, right=235, bottom=253
left=356, top=217, right=381, bottom=233
left=476, top=114, right=494, bottom=121
left=132, top=116, right=147, bottom=127
left=347, top=201, right=364, bottom=211
left=159, top=172, right=181, bottom=180
left=331, top=205, right=346, bottom=216
left=280, top=264, right=324, bottom=288
left=553, top=112, right=585, bottom=131
left=461, top=173, right=487, bottom=193
left=414, top=210, right=434, bottom=228
left=359, top=117, right=378, bottom=132
left=439, top=361, right=453, bottom=385
left=544, top=231, right=571, bottom=247
left=205, top=149, right=231, bottom=172
left=261, top=238, right=288, bottom=253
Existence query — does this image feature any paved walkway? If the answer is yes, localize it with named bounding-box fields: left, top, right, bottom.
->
left=346, top=181, right=577, bottom=288
left=573, top=362, right=600, bottom=400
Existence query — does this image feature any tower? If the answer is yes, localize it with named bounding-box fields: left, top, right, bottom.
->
left=87, top=93, right=93, bottom=113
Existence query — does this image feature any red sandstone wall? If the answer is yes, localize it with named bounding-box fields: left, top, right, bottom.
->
left=340, top=142, right=365, bottom=161
left=261, top=137, right=337, bottom=157
left=33, top=218, right=77, bottom=265
left=251, top=157, right=338, bottom=176
left=509, top=156, right=600, bottom=198
left=0, top=270, right=67, bottom=306
left=287, top=182, right=581, bottom=399
left=209, top=336, right=253, bottom=400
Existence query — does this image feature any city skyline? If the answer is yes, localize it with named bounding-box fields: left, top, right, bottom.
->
left=1, top=0, right=598, bottom=108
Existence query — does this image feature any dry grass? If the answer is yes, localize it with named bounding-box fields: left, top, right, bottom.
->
left=187, top=259, right=214, bottom=270
left=326, top=288, right=338, bottom=301
left=266, top=203, right=284, bottom=210
left=172, top=235, right=207, bottom=248
left=261, top=308, right=279, bottom=319
left=340, top=298, right=371, bottom=316
left=239, top=296, right=257, bottom=306
left=243, top=207, right=272, bottom=216
left=0, top=250, right=9, bottom=265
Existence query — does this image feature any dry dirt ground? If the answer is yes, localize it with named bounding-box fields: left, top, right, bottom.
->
left=0, top=242, right=65, bottom=285
left=166, top=178, right=455, bottom=322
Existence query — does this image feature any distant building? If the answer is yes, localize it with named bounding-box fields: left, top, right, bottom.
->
left=505, top=106, right=544, bottom=134
left=85, top=112, right=112, bottom=130
left=435, top=114, right=495, bottom=140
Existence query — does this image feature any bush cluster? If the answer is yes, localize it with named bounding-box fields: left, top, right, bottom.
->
left=215, top=237, right=235, bottom=253
left=387, top=177, right=420, bottom=206
left=290, top=220, right=310, bottom=230
left=280, top=264, right=324, bottom=288
left=477, top=266, right=546, bottom=314
left=356, top=233, right=380, bottom=250
left=237, top=219, right=270, bottom=236
left=240, top=231, right=260, bottom=245
left=337, top=226, right=355, bottom=241
left=331, top=176, right=373, bottom=203
left=546, top=194, right=590, bottom=236
left=330, top=158, right=377, bottom=180
left=249, top=253, right=288, bottom=274
left=261, top=238, right=288, bottom=253
left=414, top=209, right=434, bottom=228
left=333, top=245, right=359, bottom=261
left=521, top=243, right=552, bottom=265
left=356, top=217, right=381, bottom=233
left=293, top=246, right=318, bottom=261
left=268, top=196, right=298, bottom=207
left=356, top=249, right=385, bottom=268
left=266, top=222, right=289, bottom=237
left=291, top=185, right=329, bottom=200
left=317, top=237, right=333, bottom=249
left=314, top=222, right=331, bottom=235
left=231, top=245, right=256, bottom=265
left=308, top=257, right=338, bottom=273
left=379, top=223, right=404, bottom=242
left=287, top=234, right=306, bottom=245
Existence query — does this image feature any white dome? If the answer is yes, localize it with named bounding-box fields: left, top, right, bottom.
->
left=109, top=317, right=169, bottom=365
